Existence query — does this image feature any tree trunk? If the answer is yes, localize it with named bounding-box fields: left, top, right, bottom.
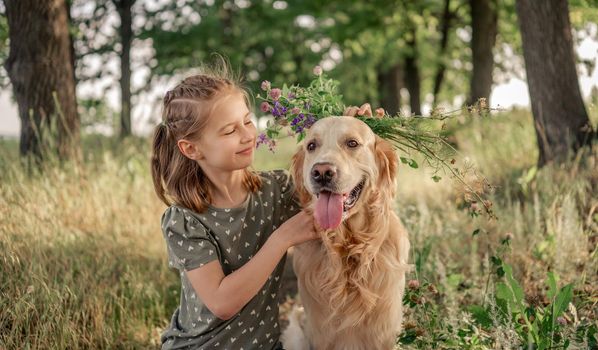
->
left=115, top=0, right=134, bottom=138
left=516, top=0, right=594, bottom=166
left=468, top=0, right=497, bottom=106
left=4, top=0, right=80, bottom=164
left=377, top=64, right=403, bottom=116
left=66, top=0, right=78, bottom=85
left=432, top=0, right=452, bottom=107
left=404, top=31, right=421, bottom=116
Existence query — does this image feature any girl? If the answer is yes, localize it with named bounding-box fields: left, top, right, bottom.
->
left=151, top=65, right=319, bottom=350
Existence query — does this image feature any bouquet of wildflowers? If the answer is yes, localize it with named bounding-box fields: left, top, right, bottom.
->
left=256, top=66, right=495, bottom=218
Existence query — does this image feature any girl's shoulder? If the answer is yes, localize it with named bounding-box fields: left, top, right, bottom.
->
left=256, top=169, right=293, bottom=189
left=160, top=205, right=205, bottom=234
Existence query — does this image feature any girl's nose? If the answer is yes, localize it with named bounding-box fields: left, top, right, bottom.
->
left=240, top=123, right=256, bottom=143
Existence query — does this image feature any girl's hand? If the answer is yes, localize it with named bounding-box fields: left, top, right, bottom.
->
left=276, top=210, right=319, bottom=248
left=343, top=103, right=385, bottom=118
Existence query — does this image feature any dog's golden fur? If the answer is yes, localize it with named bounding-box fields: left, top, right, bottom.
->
left=284, top=117, right=411, bottom=350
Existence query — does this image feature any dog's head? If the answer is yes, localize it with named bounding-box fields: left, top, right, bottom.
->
left=290, top=116, right=398, bottom=230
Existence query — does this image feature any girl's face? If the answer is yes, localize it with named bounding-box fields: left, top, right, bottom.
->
left=192, top=92, right=257, bottom=172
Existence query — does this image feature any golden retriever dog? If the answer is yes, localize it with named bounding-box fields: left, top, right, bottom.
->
left=282, top=116, right=411, bottom=350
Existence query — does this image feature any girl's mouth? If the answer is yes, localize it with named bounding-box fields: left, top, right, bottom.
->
left=237, top=147, right=253, bottom=155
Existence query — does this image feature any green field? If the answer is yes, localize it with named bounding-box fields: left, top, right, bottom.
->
left=1, top=109, right=596, bottom=349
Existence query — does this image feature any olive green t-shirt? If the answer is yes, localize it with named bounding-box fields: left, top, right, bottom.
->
left=160, top=170, right=300, bottom=350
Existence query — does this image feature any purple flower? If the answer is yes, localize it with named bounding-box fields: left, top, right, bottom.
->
left=271, top=101, right=288, bottom=118
left=257, top=133, right=268, bottom=145
left=256, top=133, right=277, bottom=152
left=291, top=113, right=305, bottom=127
left=261, top=80, right=271, bottom=91
left=260, top=102, right=271, bottom=113
left=287, top=92, right=296, bottom=100
left=304, top=114, right=317, bottom=129
left=304, top=101, right=311, bottom=110
left=313, top=65, right=323, bottom=76
left=270, top=88, right=282, bottom=101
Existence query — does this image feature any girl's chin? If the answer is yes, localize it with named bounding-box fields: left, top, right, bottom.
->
left=233, top=157, right=254, bottom=170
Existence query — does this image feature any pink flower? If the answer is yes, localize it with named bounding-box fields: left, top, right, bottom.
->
left=291, top=107, right=301, bottom=115
left=313, top=65, right=323, bottom=76
left=407, top=280, right=420, bottom=290
left=270, top=88, right=282, bottom=101
left=260, top=102, right=271, bottom=113
left=261, top=80, right=271, bottom=91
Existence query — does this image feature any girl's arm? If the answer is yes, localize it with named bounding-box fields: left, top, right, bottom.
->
left=185, top=209, right=317, bottom=320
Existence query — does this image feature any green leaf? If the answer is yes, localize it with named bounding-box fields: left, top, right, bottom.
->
left=504, top=264, right=525, bottom=308
left=472, top=228, right=480, bottom=236
left=547, top=272, right=558, bottom=300
left=468, top=305, right=493, bottom=328
left=496, top=266, right=505, bottom=277
left=297, top=132, right=305, bottom=142
left=398, top=328, right=418, bottom=344
left=490, top=256, right=502, bottom=266
left=495, top=282, right=514, bottom=304
left=495, top=264, right=526, bottom=314
left=432, top=175, right=442, bottom=182
left=553, top=284, right=573, bottom=318
left=400, top=157, right=418, bottom=169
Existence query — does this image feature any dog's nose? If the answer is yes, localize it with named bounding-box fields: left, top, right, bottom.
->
left=311, top=163, right=337, bottom=186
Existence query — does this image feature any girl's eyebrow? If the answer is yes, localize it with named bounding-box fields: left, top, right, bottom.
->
left=218, top=111, right=251, bottom=131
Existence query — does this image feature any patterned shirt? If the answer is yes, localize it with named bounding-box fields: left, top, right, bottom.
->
left=160, top=170, right=300, bottom=350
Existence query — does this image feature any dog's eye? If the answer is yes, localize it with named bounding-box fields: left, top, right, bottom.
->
left=346, top=140, right=359, bottom=148
left=307, top=141, right=317, bottom=151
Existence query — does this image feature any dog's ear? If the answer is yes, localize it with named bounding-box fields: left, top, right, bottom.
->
left=290, top=146, right=312, bottom=206
left=374, top=136, right=398, bottom=194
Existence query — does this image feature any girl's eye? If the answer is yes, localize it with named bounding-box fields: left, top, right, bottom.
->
left=224, top=129, right=235, bottom=135
left=346, top=140, right=359, bottom=148
left=245, top=120, right=253, bottom=125
left=307, top=141, right=316, bottom=151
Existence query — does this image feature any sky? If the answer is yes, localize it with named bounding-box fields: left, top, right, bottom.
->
left=1, top=25, right=597, bottom=139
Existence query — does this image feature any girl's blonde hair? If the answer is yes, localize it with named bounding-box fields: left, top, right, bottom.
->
left=151, top=60, right=262, bottom=213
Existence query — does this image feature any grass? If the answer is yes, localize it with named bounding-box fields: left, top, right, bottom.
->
left=0, top=108, right=597, bottom=349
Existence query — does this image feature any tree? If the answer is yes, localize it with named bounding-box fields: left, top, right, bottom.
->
left=114, top=0, right=135, bottom=138
left=404, top=26, right=421, bottom=116
left=468, top=0, right=497, bottom=106
left=4, top=0, right=80, bottom=163
left=377, top=64, right=402, bottom=116
left=516, top=0, right=595, bottom=166
left=71, top=0, right=139, bottom=137
left=431, top=0, right=453, bottom=107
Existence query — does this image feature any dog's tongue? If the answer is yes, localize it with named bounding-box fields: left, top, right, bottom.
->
left=314, top=191, right=343, bottom=230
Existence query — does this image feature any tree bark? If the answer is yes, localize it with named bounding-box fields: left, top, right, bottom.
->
left=468, top=0, right=497, bottom=106
left=432, top=0, right=452, bottom=107
left=377, top=64, right=403, bottom=116
left=404, top=31, right=421, bottom=116
left=516, top=0, right=594, bottom=166
left=115, top=0, right=134, bottom=138
left=4, top=0, right=80, bottom=164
